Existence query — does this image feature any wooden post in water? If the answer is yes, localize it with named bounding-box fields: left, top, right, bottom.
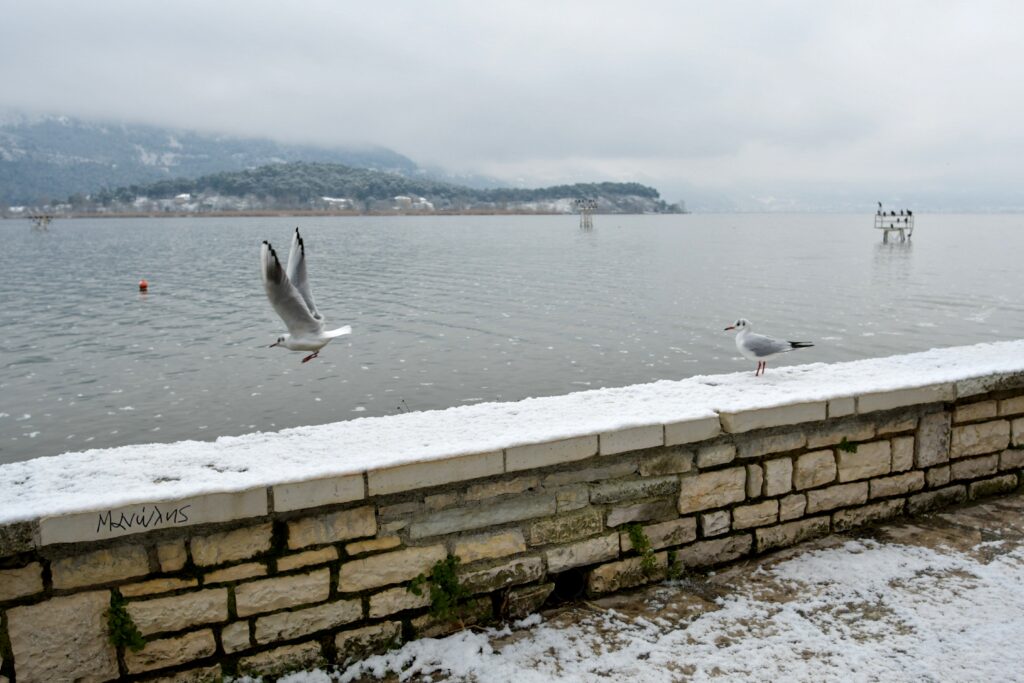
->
left=575, top=198, right=596, bottom=229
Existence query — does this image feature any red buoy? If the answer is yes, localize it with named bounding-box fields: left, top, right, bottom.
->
left=139, top=279, right=149, bottom=292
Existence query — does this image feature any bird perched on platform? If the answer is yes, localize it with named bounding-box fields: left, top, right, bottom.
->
left=724, top=318, right=814, bottom=376
left=261, top=228, right=351, bottom=363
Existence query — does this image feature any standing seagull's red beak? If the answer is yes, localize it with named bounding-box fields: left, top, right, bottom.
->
left=724, top=325, right=735, bottom=331
left=269, top=341, right=280, bottom=348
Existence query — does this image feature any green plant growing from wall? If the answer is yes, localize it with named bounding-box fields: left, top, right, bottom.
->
left=667, top=549, right=683, bottom=581
left=105, top=591, right=145, bottom=652
left=837, top=437, right=858, bottom=453
left=408, top=554, right=470, bottom=624
left=626, top=523, right=659, bottom=576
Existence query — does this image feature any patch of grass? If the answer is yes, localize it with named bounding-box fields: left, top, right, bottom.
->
left=408, top=554, right=470, bottom=623
left=106, top=591, right=145, bottom=652
left=626, top=523, right=659, bottom=576
left=837, top=437, right=858, bottom=453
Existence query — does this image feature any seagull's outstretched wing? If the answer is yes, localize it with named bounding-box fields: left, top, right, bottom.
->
left=261, top=240, right=322, bottom=336
left=286, top=228, right=322, bottom=322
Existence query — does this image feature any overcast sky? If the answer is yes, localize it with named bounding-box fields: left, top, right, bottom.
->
left=2, top=1, right=1022, bottom=208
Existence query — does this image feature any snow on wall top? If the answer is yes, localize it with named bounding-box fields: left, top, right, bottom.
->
left=1, top=340, right=1023, bottom=524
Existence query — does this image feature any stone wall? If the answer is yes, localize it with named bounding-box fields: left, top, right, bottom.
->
left=1, top=379, right=1023, bottom=681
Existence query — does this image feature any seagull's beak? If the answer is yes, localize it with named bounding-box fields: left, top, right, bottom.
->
left=724, top=325, right=735, bottom=331
left=269, top=341, right=280, bottom=348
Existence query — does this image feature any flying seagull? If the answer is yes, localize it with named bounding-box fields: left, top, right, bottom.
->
left=724, top=318, right=813, bottom=376
left=261, top=228, right=351, bottom=363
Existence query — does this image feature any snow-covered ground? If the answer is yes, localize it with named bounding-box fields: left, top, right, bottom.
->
left=258, top=494, right=1024, bottom=682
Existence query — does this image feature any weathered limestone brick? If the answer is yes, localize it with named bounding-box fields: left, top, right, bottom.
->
left=1013, top=417, right=1024, bottom=446
left=907, top=485, right=967, bottom=514
left=288, top=506, right=377, bottom=549
left=836, top=441, right=891, bottom=482
left=204, top=562, right=266, bottom=584
left=915, top=411, right=951, bottom=467
left=237, top=641, right=325, bottom=677
left=465, top=476, right=539, bottom=501
left=833, top=499, right=904, bottom=531
left=968, top=474, right=1019, bottom=499
left=679, top=535, right=752, bottom=568
left=950, top=421, right=1010, bottom=459
left=763, top=458, right=793, bottom=497
left=461, top=556, right=544, bottom=594
left=369, top=586, right=431, bottom=618
left=411, top=597, right=492, bottom=638
left=157, top=541, right=187, bottom=572
left=700, top=510, right=731, bottom=537
left=779, top=494, right=807, bottom=522
left=345, top=537, right=401, bottom=557
left=221, top=621, right=251, bottom=653
left=890, top=436, right=915, bottom=472
left=277, top=546, right=340, bottom=572
left=424, top=492, right=460, bottom=511
left=7, top=591, right=119, bottom=682
left=507, top=436, right=598, bottom=472
left=555, top=485, right=590, bottom=512
left=677, top=467, right=746, bottom=514
left=542, top=460, right=637, bottom=487
left=338, top=545, right=447, bottom=593
left=950, top=454, right=999, bottom=481
left=639, top=448, right=694, bottom=477
left=619, top=518, right=697, bottom=551
left=793, top=450, right=836, bottom=490
left=606, top=499, right=677, bottom=527
left=51, top=544, right=150, bottom=590
left=590, top=475, right=678, bottom=504
left=720, top=402, right=825, bottom=433
left=587, top=552, right=668, bottom=594
left=806, top=419, right=875, bottom=450
left=545, top=533, right=619, bottom=573
left=869, top=471, right=925, bottom=499
left=828, top=397, right=856, bottom=418
left=746, top=464, right=764, bottom=498
left=664, top=416, right=721, bottom=445
left=805, top=482, right=868, bottom=513
left=454, top=530, right=527, bottom=564
left=128, top=588, right=228, bottom=636
left=407, top=495, right=555, bottom=540
left=120, top=577, right=198, bottom=598
left=737, top=430, right=807, bottom=460
left=235, top=569, right=330, bottom=617
left=955, top=400, right=998, bottom=423
left=255, top=598, right=362, bottom=643
left=334, top=622, right=402, bottom=667
left=507, top=583, right=556, bottom=619
left=1000, top=449, right=1024, bottom=471
left=125, top=629, right=216, bottom=674
left=144, top=664, right=223, bottom=683
left=529, top=509, right=604, bottom=546
left=877, top=414, right=920, bottom=436
left=0, top=520, right=34, bottom=557
left=859, top=385, right=954, bottom=414
left=0, top=563, right=43, bottom=601
left=379, top=500, right=421, bottom=520
left=191, top=522, right=272, bottom=566
left=732, top=500, right=779, bottom=529
left=755, top=516, right=830, bottom=551
left=999, top=395, right=1024, bottom=416
left=926, top=465, right=951, bottom=488
left=696, top=443, right=736, bottom=469
left=600, top=425, right=664, bottom=455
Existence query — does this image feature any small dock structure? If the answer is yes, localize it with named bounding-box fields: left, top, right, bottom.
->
left=875, top=203, right=913, bottom=243
left=28, top=213, right=54, bottom=230
left=575, top=198, right=596, bottom=229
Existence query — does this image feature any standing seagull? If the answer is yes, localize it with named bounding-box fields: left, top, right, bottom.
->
left=261, top=228, right=351, bottom=363
left=724, top=318, right=813, bottom=376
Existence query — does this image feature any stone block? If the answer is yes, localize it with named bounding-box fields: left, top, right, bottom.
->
left=869, top=471, right=925, bottom=499
left=915, top=411, right=951, bottom=467
left=221, top=621, right=251, bottom=653
left=998, top=395, right=1024, bottom=416
left=338, top=545, right=446, bottom=593
left=805, top=482, right=868, bottom=513
left=192, top=522, right=272, bottom=566
left=956, top=371, right=1024, bottom=398
left=454, top=529, right=527, bottom=564
left=1000, top=448, right=1024, bottom=471
left=619, top=517, right=697, bottom=551
left=969, top=474, right=1019, bottom=500
left=907, top=485, right=967, bottom=514
left=699, top=510, right=730, bottom=537
left=793, top=450, right=836, bottom=490
left=590, top=475, right=678, bottom=504
left=950, top=454, right=999, bottom=481
left=0, top=520, right=35, bottom=556
left=237, top=641, right=325, bottom=677
left=763, top=458, right=793, bottom=496
left=1013, top=417, right=1024, bottom=447
left=836, top=441, right=891, bottom=482
left=128, top=588, right=228, bottom=636
left=408, top=495, right=555, bottom=540
left=926, top=466, right=951, bottom=488
left=677, top=467, right=746, bottom=514
left=639, top=448, right=694, bottom=476
left=857, top=384, right=955, bottom=414
left=732, top=500, right=779, bottom=529
left=334, top=622, right=402, bottom=667
left=369, top=586, right=431, bottom=618
left=806, top=419, right=875, bottom=450
left=600, top=425, right=664, bottom=455
left=664, top=415, right=722, bottom=445
left=278, top=547, right=340, bottom=572
left=950, top=421, right=1011, bottom=459
left=204, top=562, right=266, bottom=584
left=157, top=541, right=187, bottom=572
left=465, top=476, right=540, bottom=501
left=506, top=436, right=598, bottom=472
left=125, top=629, right=216, bottom=674
left=367, top=450, right=503, bottom=496
left=51, top=544, right=150, bottom=590
left=506, top=583, right=556, bottom=619
left=546, top=533, right=619, bottom=572
left=779, top=494, right=807, bottom=521
left=587, top=552, right=667, bottom=594
left=273, top=473, right=364, bottom=513
left=606, top=499, right=677, bottom=527
left=287, top=506, right=377, bottom=549
left=529, top=509, right=604, bottom=546
left=755, top=516, right=830, bottom=552
left=345, top=537, right=401, bottom=556
left=746, top=464, right=763, bottom=498
left=142, top=664, right=222, bottom=683
left=555, top=485, right=590, bottom=512
left=738, top=430, right=807, bottom=459
left=7, top=590, right=119, bottom=682
left=424, top=490, right=462, bottom=510
left=696, top=443, right=736, bottom=469
left=876, top=413, right=919, bottom=436
left=542, top=459, right=638, bottom=487
left=833, top=499, right=904, bottom=531
left=0, top=563, right=43, bottom=601
left=720, top=402, right=826, bottom=433
left=120, top=577, right=198, bottom=598
left=411, top=597, right=492, bottom=638
left=827, top=397, right=856, bottom=418
left=954, top=400, right=998, bottom=424
left=891, top=436, right=914, bottom=472
left=460, top=556, right=544, bottom=594
left=235, top=569, right=330, bottom=617
left=255, top=598, right=362, bottom=643
left=679, top=534, right=752, bottom=568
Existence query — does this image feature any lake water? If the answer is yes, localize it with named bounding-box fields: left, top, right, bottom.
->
left=2, top=213, right=1023, bottom=465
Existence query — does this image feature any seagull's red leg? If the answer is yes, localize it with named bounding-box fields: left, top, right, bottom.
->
left=301, top=351, right=319, bottom=363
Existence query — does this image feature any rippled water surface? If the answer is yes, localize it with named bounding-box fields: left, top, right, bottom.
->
left=2, top=213, right=1023, bottom=464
